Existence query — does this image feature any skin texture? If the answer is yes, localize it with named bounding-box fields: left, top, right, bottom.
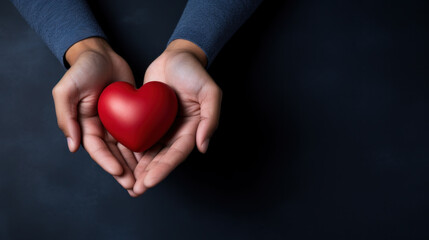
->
left=53, top=37, right=222, bottom=197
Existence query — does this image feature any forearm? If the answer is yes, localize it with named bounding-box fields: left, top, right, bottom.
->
left=10, top=0, right=106, bottom=67
left=169, top=0, right=264, bottom=66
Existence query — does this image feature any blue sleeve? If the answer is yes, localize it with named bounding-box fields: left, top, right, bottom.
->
left=10, top=0, right=106, bottom=67
left=168, top=0, right=263, bottom=67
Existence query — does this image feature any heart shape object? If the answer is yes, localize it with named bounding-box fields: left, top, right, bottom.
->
left=98, top=81, right=178, bottom=152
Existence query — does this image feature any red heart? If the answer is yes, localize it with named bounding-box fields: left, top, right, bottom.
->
left=98, top=81, right=178, bottom=152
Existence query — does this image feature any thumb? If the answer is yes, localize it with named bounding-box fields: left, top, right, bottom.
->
left=52, top=77, right=82, bottom=152
left=196, top=82, right=222, bottom=153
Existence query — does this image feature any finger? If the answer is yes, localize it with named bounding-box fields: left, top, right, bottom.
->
left=143, top=134, right=195, bottom=188
left=108, top=142, right=136, bottom=190
left=196, top=83, right=222, bottom=153
left=128, top=189, right=138, bottom=197
left=134, top=152, right=144, bottom=162
left=117, top=143, right=138, bottom=171
left=82, top=135, right=123, bottom=176
left=134, top=144, right=163, bottom=179
left=133, top=145, right=164, bottom=195
left=52, top=79, right=81, bottom=152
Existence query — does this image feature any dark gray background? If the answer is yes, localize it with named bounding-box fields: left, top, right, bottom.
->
left=1, top=0, right=429, bottom=239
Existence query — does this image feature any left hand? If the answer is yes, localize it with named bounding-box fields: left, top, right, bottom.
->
left=130, top=39, right=222, bottom=196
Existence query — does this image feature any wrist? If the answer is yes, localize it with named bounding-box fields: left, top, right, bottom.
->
left=165, top=39, right=208, bottom=67
left=65, top=37, right=114, bottom=67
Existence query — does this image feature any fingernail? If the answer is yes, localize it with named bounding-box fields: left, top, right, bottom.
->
left=67, top=137, right=73, bottom=152
left=127, top=190, right=138, bottom=198
left=133, top=183, right=147, bottom=195
left=201, top=138, right=210, bottom=153
left=144, top=176, right=155, bottom=188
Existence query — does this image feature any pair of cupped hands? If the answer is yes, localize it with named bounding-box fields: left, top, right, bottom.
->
left=52, top=37, right=222, bottom=197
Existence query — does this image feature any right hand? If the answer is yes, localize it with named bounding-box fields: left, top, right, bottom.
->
left=52, top=37, right=138, bottom=194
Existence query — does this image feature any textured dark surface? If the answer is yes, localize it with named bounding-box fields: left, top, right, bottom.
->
left=1, top=0, right=429, bottom=239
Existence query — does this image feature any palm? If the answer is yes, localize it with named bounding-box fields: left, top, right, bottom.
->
left=132, top=51, right=222, bottom=195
